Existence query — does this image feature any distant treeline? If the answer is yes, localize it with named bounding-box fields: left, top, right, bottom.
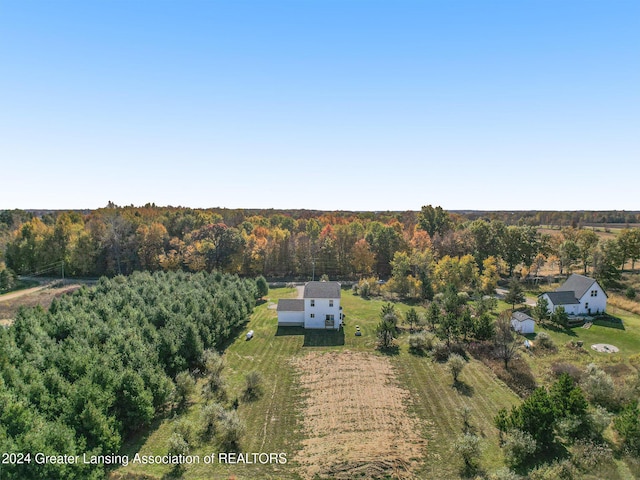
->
left=0, top=270, right=260, bottom=479
left=0, top=205, right=639, bottom=288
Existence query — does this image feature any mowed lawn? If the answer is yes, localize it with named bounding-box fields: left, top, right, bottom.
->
left=117, top=288, right=521, bottom=479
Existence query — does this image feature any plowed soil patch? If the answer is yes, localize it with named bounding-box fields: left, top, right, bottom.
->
left=292, top=351, right=425, bottom=479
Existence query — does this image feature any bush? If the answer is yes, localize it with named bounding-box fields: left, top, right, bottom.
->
left=454, top=433, right=481, bottom=476
left=167, top=432, right=189, bottom=457
left=572, top=440, right=613, bottom=470
left=448, top=353, right=466, bottom=383
left=432, top=341, right=450, bottom=362
left=202, top=349, right=226, bottom=400
left=174, top=371, right=196, bottom=409
left=200, top=402, right=225, bottom=440
left=586, top=405, right=612, bottom=439
left=536, top=332, right=555, bottom=350
left=489, top=467, right=522, bottom=480
left=243, top=371, right=264, bottom=401
left=582, top=364, right=617, bottom=410
left=528, top=460, right=577, bottom=480
left=218, top=409, right=245, bottom=450
left=503, top=430, right=536, bottom=468
left=613, top=402, right=640, bottom=454
left=173, top=418, right=197, bottom=444
left=625, top=287, right=636, bottom=300
left=359, top=280, right=371, bottom=298
left=551, top=363, right=582, bottom=382
left=408, top=332, right=434, bottom=354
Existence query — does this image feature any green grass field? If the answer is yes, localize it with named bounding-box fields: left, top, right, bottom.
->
left=116, top=288, right=523, bottom=479
left=115, top=287, right=640, bottom=479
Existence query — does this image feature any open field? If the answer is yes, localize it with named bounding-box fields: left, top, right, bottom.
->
left=0, top=283, right=82, bottom=326
left=116, top=288, right=522, bottom=479
left=293, top=351, right=424, bottom=479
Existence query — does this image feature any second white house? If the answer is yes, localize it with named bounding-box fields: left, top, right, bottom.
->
left=540, top=274, right=607, bottom=316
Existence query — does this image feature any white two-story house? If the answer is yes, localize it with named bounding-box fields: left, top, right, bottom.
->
left=540, top=274, right=607, bottom=316
left=277, top=281, right=343, bottom=330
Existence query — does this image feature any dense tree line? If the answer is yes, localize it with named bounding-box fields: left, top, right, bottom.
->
left=2, top=205, right=639, bottom=293
left=0, top=270, right=260, bottom=479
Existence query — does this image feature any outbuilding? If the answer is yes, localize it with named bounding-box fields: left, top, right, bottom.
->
left=511, top=311, right=535, bottom=334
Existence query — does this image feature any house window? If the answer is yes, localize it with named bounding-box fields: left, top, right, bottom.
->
left=325, top=314, right=335, bottom=327
left=329, top=300, right=334, bottom=307
left=593, top=290, right=597, bottom=297
left=310, top=313, right=315, bottom=318
left=310, top=300, right=315, bottom=307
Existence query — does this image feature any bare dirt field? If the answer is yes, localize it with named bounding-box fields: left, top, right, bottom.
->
left=0, top=285, right=81, bottom=326
left=292, top=351, right=426, bottom=480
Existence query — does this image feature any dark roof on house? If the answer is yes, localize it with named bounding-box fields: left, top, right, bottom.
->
left=303, top=281, right=341, bottom=299
left=511, top=311, right=535, bottom=323
left=556, top=274, right=597, bottom=299
left=544, top=291, right=580, bottom=305
left=277, top=299, right=305, bottom=312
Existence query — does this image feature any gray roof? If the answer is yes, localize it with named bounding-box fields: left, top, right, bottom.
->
left=544, top=291, right=580, bottom=305
left=511, top=311, right=535, bottom=323
left=556, top=274, right=597, bottom=299
left=303, top=281, right=341, bottom=299
left=277, top=299, right=305, bottom=312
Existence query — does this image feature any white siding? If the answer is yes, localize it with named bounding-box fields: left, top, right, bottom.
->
left=304, top=297, right=342, bottom=329
left=542, top=293, right=580, bottom=315
left=511, top=319, right=535, bottom=334
left=577, top=283, right=607, bottom=315
left=277, top=311, right=304, bottom=326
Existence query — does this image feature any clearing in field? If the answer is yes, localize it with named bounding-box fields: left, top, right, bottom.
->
left=293, top=351, right=425, bottom=480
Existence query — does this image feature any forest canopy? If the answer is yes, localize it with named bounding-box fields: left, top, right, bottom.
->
left=0, top=270, right=259, bottom=479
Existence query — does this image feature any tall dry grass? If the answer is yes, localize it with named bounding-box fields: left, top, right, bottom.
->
left=608, top=294, right=640, bottom=315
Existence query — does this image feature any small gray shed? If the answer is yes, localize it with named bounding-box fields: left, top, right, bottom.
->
left=511, top=311, right=535, bottom=334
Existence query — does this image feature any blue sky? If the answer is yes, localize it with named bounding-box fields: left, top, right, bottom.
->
left=1, top=0, right=638, bottom=211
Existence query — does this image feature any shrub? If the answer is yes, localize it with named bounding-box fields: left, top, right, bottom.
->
left=167, top=432, right=189, bottom=457
left=243, top=371, right=264, bottom=401
left=582, top=364, right=617, bottom=410
left=528, top=460, right=577, bottom=480
left=551, top=363, right=582, bottom=383
left=625, top=287, right=636, bottom=300
left=448, top=353, right=466, bottom=383
left=174, top=371, right=196, bottom=409
left=586, top=405, right=612, bottom=439
left=454, top=433, right=481, bottom=476
left=173, top=418, right=197, bottom=444
left=202, top=349, right=226, bottom=400
left=432, top=341, right=450, bottom=362
left=572, top=440, right=613, bottom=470
left=556, top=416, right=584, bottom=441
left=489, top=467, right=522, bottom=480
left=503, top=429, right=536, bottom=468
left=218, top=409, right=245, bottom=450
left=359, top=280, right=371, bottom=298
left=408, top=332, right=434, bottom=354
left=536, top=332, right=555, bottom=350
left=613, top=402, right=640, bottom=454
left=200, top=402, right=225, bottom=440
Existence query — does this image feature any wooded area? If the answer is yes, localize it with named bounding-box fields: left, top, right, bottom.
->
left=0, top=270, right=260, bottom=479
left=2, top=205, right=639, bottom=298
